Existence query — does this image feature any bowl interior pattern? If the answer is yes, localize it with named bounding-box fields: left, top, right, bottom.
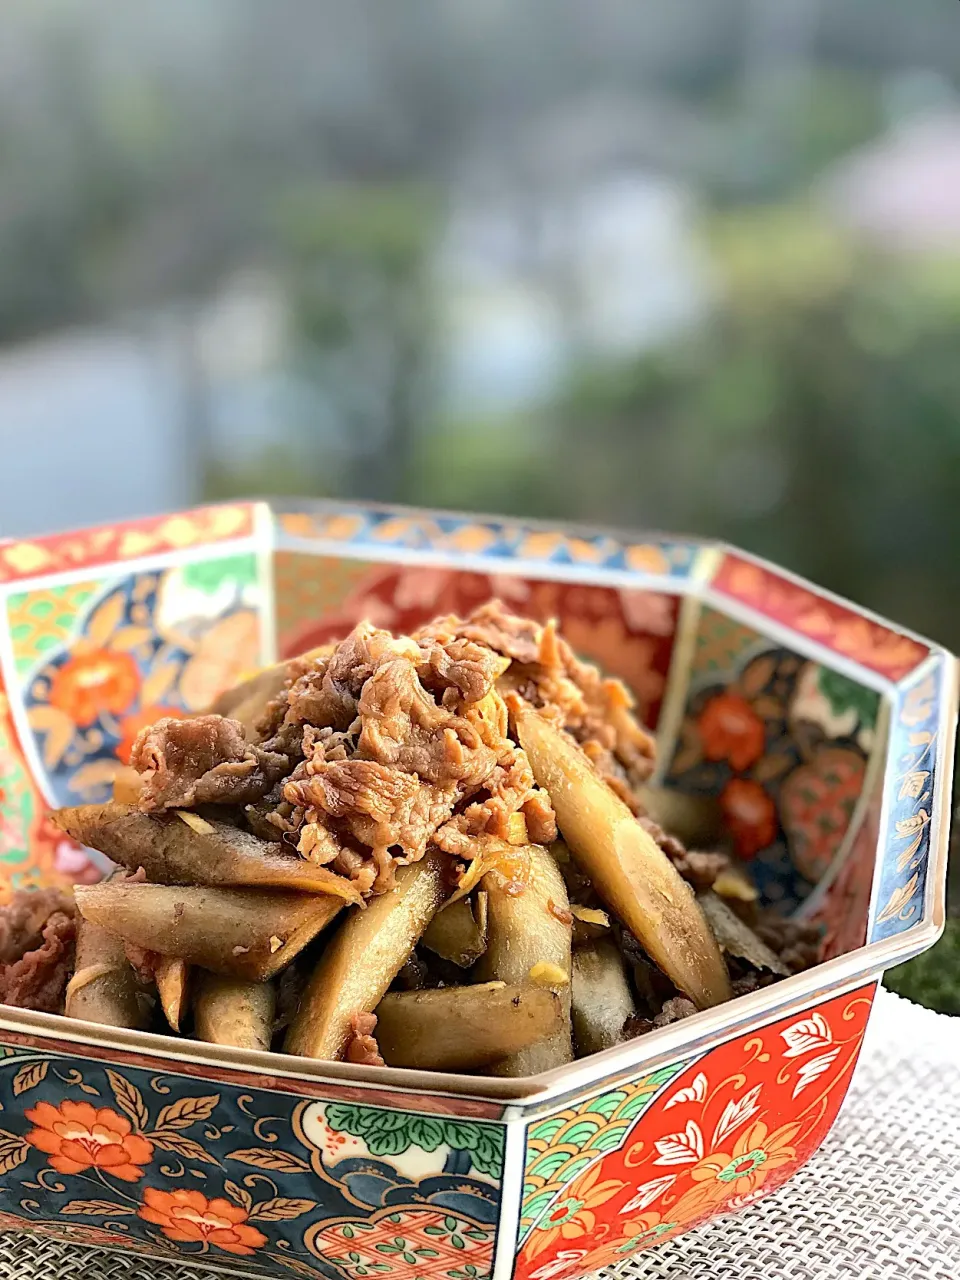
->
left=0, top=500, right=952, bottom=1280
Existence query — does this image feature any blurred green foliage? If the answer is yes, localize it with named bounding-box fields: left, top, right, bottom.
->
left=557, top=214, right=960, bottom=647
left=885, top=920, right=960, bottom=1015
left=277, top=183, right=439, bottom=501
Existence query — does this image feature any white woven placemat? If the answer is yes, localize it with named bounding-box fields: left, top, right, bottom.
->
left=1, top=988, right=957, bottom=1280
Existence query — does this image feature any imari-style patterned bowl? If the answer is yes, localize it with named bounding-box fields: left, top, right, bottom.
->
left=0, top=501, right=953, bottom=1280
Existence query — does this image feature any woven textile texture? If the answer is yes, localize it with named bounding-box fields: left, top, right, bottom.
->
left=1, top=988, right=957, bottom=1280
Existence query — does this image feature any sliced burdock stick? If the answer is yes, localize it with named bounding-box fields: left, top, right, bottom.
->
left=155, top=956, right=191, bottom=1032
left=571, top=939, right=637, bottom=1056
left=696, top=891, right=789, bottom=977
left=516, top=705, right=731, bottom=1010
left=73, top=883, right=343, bottom=981
left=53, top=804, right=361, bottom=904
left=65, top=917, right=153, bottom=1030
left=477, top=843, right=573, bottom=1076
left=375, top=982, right=562, bottom=1072
left=421, top=894, right=487, bottom=968
left=193, top=974, right=276, bottom=1051
left=285, top=851, right=448, bottom=1061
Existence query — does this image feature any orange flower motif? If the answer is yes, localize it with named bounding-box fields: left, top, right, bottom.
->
left=525, top=1163, right=626, bottom=1260
left=720, top=778, right=778, bottom=858
left=49, top=649, right=140, bottom=727
left=179, top=611, right=260, bottom=710
left=668, top=1119, right=800, bottom=1224
left=25, top=1100, right=153, bottom=1182
left=697, top=693, right=766, bottom=771
left=116, top=705, right=185, bottom=764
left=575, top=1213, right=683, bottom=1272
left=139, top=1188, right=267, bottom=1256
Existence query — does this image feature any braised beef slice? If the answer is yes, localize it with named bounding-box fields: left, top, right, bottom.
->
left=415, top=634, right=509, bottom=704
left=129, top=605, right=655, bottom=902
left=430, top=601, right=542, bottom=666
left=755, top=915, right=823, bottom=974
left=454, top=602, right=656, bottom=800
left=621, top=994, right=698, bottom=1039
left=255, top=622, right=553, bottom=891
left=344, top=1011, right=384, bottom=1067
left=621, top=1013, right=655, bottom=1039
left=0, top=887, right=74, bottom=964
left=0, top=890, right=77, bottom=1013
left=132, top=715, right=289, bottom=811
left=653, top=996, right=697, bottom=1027
left=640, top=817, right=731, bottom=890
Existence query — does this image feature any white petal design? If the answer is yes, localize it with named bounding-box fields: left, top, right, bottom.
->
left=792, top=1047, right=841, bottom=1098
left=620, top=1174, right=677, bottom=1213
left=664, top=1072, right=708, bottom=1110
left=712, top=1083, right=763, bottom=1147
left=780, top=1012, right=833, bottom=1059
left=530, top=1251, right=587, bottom=1280
left=653, top=1120, right=704, bottom=1166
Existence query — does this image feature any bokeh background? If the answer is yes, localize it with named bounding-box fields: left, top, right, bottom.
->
left=0, top=0, right=957, bottom=1006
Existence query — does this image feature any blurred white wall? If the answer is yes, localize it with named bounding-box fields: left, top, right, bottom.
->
left=0, top=323, right=196, bottom=538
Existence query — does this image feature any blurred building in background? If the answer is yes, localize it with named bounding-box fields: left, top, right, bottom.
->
left=1, top=0, right=960, bottom=647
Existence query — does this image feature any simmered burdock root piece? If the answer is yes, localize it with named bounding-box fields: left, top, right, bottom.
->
left=193, top=974, right=276, bottom=1051
left=516, top=704, right=731, bottom=1010
left=697, top=891, right=788, bottom=976
left=285, top=851, right=448, bottom=1060
left=155, top=957, right=191, bottom=1032
left=421, top=894, right=487, bottom=968
left=374, top=983, right=563, bottom=1071
left=73, top=883, right=343, bottom=981
left=52, top=804, right=361, bottom=903
left=477, top=843, right=573, bottom=1075
left=571, top=940, right=637, bottom=1055
left=66, top=917, right=152, bottom=1029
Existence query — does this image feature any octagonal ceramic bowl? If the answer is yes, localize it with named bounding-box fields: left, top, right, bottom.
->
left=0, top=500, right=953, bottom=1280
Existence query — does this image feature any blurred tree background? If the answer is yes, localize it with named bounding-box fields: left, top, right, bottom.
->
left=0, top=0, right=958, bottom=1005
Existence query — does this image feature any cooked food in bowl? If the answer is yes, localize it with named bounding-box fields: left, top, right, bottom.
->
left=0, top=602, right=820, bottom=1075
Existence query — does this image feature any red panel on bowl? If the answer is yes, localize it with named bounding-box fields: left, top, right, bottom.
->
left=516, top=983, right=876, bottom=1280
left=713, top=553, right=928, bottom=681
left=0, top=505, right=256, bottom=586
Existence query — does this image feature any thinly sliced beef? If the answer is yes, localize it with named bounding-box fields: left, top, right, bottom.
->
left=0, top=887, right=74, bottom=964
left=0, top=889, right=77, bottom=1013
left=755, top=916, right=823, bottom=974
left=639, top=816, right=731, bottom=890
left=355, top=659, right=495, bottom=786
left=252, top=622, right=555, bottom=890
left=438, top=601, right=542, bottom=665
left=121, top=604, right=652, bottom=901
left=132, top=715, right=289, bottom=810
left=426, top=602, right=656, bottom=798
left=344, top=1011, right=384, bottom=1067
